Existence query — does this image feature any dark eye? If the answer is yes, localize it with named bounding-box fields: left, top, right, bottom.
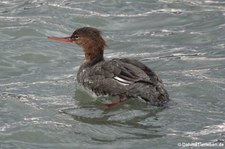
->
left=71, top=35, right=79, bottom=40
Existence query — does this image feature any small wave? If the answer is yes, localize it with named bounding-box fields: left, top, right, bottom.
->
left=184, top=122, right=225, bottom=139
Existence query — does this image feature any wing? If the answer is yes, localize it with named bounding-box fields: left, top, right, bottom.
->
left=119, top=58, right=162, bottom=84
left=101, top=58, right=157, bottom=85
left=79, top=58, right=158, bottom=96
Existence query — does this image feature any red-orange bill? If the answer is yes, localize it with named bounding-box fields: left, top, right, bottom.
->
left=48, top=36, right=73, bottom=43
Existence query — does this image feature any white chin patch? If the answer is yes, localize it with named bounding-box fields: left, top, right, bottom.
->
left=114, top=76, right=131, bottom=86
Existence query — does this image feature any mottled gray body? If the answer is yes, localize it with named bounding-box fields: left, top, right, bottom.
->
left=77, top=58, right=169, bottom=106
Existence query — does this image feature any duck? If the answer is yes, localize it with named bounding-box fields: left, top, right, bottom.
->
left=48, top=27, right=169, bottom=107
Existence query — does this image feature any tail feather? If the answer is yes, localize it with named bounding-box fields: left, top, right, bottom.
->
left=127, top=82, right=169, bottom=106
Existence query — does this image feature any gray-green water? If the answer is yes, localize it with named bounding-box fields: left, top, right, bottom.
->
left=1, top=0, right=225, bottom=148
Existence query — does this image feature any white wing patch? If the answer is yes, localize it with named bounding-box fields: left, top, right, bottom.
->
left=114, top=76, right=131, bottom=86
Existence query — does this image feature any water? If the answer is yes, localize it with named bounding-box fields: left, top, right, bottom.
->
left=1, top=0, right=225, bottom=148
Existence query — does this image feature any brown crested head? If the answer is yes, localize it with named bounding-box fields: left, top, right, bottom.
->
left=70, top=27, right=107, bottom=64
left=48, top=27, right=106, bottom=64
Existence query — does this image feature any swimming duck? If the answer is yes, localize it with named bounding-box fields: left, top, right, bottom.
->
left=48, top=27, right=169, bottom=107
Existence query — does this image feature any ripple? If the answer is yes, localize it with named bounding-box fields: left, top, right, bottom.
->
left=59, top=102, right=165, bottom=143
left=184, top=122, right=225, bottom=141
left=11, top=53, right=52, bottom=64
left=1, top=0, right=225, bottom=148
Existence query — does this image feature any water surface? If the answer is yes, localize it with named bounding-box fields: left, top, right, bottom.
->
left=1, top=0, right=225, bottom=148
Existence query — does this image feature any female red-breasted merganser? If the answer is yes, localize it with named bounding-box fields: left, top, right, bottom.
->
left=48, top=27, right=169, bottom=106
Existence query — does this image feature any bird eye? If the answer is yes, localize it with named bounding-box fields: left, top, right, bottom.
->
left=71, top=35, right=79, bottom=40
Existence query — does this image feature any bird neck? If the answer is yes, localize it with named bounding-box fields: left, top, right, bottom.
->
left=83, top=47, right=104, bottom=65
